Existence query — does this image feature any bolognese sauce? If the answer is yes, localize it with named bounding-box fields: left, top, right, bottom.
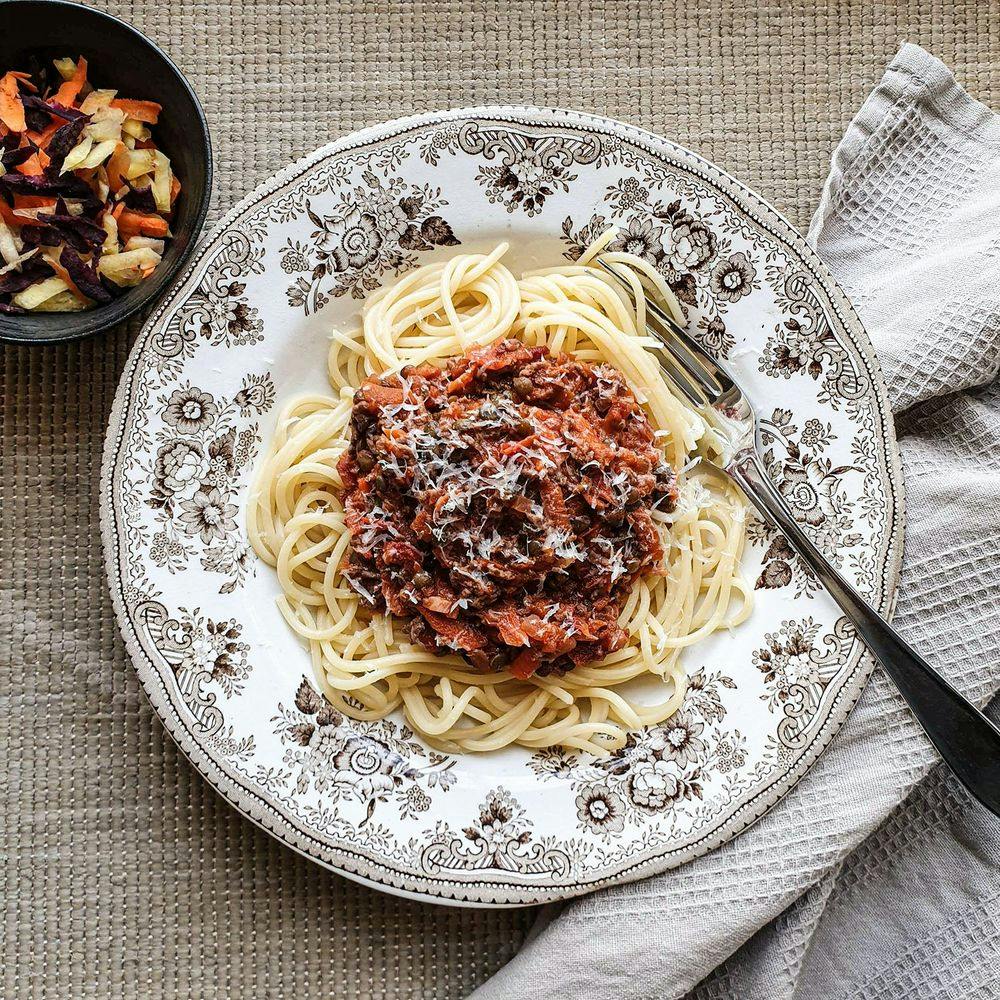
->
left=337, top=339, right=678, bottom=679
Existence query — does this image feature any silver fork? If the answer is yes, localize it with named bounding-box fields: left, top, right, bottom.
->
left=600, top=259, right=1000, bottom=817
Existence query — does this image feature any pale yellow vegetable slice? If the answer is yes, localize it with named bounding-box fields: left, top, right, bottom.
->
left=33, top=290, right=89, bottom=313
left=85, top=106, right=126, bottom=142
left=98, top=247, right=161, bottom=286
left=77, top=138, right=119, bottom=170
left=53, top=57, right=77, bottom=80
left=102, top=213, right=120, bottom=255
left=152, top=150, right=172, bottom=213
left=0, top=248, right=38, bottom=277
left=79, top=89, right=117, bottom=115
left=0, top=217, right=22, bottom=268
left=124, top=236, right=165, bottom=254
left=13, top=277, right=70, bottom=309
left=125, top=149, right=155, bottom=179
left=121, top=118, right=150, bottom=140
left=60, top=136, right=94, bottom=174
left=95, top=166, right=110, bottom=203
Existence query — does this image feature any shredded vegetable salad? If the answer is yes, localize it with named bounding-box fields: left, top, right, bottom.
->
left=0, top=56, right=180, bottom=313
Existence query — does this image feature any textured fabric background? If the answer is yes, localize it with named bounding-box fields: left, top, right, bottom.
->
left=1, top=4, right=998, bottom=999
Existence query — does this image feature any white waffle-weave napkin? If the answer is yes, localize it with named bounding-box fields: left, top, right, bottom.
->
left=471, top=43, right=1000, bottom=1000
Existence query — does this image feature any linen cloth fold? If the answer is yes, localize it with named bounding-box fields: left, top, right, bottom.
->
left=471, top=43, right=1000, bottom=1000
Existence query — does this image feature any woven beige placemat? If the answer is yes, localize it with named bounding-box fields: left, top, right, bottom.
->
left=2, top=2, right=997, bottom=997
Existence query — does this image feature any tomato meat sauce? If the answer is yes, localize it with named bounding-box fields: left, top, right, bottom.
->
left=337, top=339, right=678, bottom=679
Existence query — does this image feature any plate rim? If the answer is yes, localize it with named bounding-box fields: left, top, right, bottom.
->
left=100, top=104, right=906, bottom=907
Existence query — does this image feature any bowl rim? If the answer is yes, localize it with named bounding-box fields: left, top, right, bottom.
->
left=0, top=0, right=213, bottom=346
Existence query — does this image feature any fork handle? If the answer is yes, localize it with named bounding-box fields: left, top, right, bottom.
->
left=729, top=449, right=1000, bottom=816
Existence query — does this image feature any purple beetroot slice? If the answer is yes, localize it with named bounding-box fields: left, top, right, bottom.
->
left=0, top=258, right=57, bottom=295
left=60, top=247, right=112, bottom=303
left=23, top=96, right=89, bottom=122
left=44, top=117, right=91, bottom=172
left=0, top=172, right=93, bottom=198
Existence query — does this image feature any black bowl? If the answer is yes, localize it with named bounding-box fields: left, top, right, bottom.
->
left=0, top=0, right=212, bottom=344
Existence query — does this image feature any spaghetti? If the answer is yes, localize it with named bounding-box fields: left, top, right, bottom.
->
left=248, top=238, right=751, bottom=754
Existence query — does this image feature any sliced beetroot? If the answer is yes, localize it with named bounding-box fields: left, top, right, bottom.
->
left=61, top=247, right=112, bottom=302
left=49, top=213, right=107, bottom=250
left=0, top=258, right=56, bottom=294
left=19, top=224, right=74, bottom=251
left=124, top=181, right=157, bottom=213
left=0, top=300, right=26, bottom=313
left=24, top=96, right=88, bottom=122
left=0, top=171, right=94, bottom=199
left=44, top=116, right=91, bottom=172
left=1, top=145, right=36, bottom=171
left=99, top=272, right=128, bottom=298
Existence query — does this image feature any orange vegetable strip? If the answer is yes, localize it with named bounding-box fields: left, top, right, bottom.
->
left=109, top=99, right=161, bottom=124
left=117, top=209, right=170, bottom=240
left=53, top=57, right=88, bottom=107
left=10, top=72, right=39, bottom=94
left=14, top=195, right=58, bottom=210
left=27, top=118, right=63, bottom=147
left=0, top=202, right=47, bottom=228
left=106, top=141, right=130, bottom=193
left=0, top=73, right=27, bottom=132
left=15, top=155, right=41, bottom=176
left=169, top=175, right=181, bottom=205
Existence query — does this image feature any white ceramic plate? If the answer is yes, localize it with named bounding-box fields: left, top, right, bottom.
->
left=101, top=106, right=904, bottom=906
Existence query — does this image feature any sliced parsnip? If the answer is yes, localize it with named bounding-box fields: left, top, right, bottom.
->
left=0, top=217, right=22, bottom=267
left=122, top=118, right=147, bottom=139
left=125, top=149, right=155, bottom=179
left=13, top=276, right=69, bottom=309
left=85, top=106, right=126, bottom=142
left=124, top=236, right=165, bottom=254
left=33, top=289, right=89, bottom=312
left=60, top=135, right=95, bottom=174
left=0, top=248, right=38, bottom=277
left=98, top=247, right=161, bottom=286
left=95, top=166, right=110, bottom=203
left=152, top=150, right=172, bottom=213
left=101, top=213, right=120, bottom=255
left=121, top=118, right=148, bottom=140
left=79, top=88, right=118, bottom=115
left=53, top=57, right=77, bottom=80
left=78, top=138, right=119, bottom=170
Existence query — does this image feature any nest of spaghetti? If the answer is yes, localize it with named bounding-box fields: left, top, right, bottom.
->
left=338, top=338, right=679, bottom=679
